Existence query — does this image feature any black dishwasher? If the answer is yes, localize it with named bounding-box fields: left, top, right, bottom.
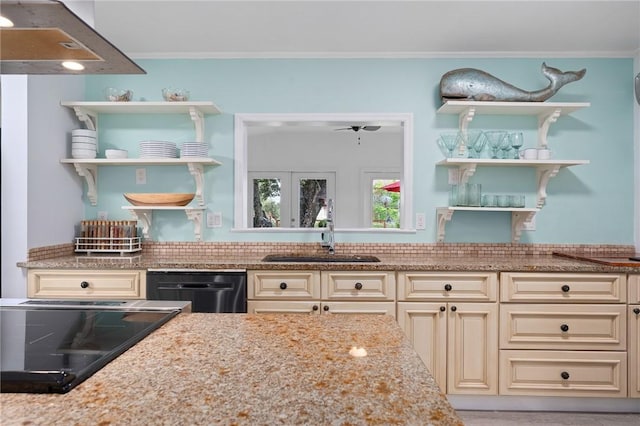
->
left=146, top=270, right=247, bottom=313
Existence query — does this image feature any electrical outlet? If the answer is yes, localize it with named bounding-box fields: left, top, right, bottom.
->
left=97, top=211, right=108, bottom=220
left=522, top=216, right=536, bottom=231
left=415, top=213, right=426, bottom=230
left=135, top=168, right=146, bottom=185
left=448, top=169, right=459, bottom=185
left=207, top=211, right=222, bottom=228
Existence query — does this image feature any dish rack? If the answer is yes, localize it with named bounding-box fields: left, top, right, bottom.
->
left=75, top=220, right=142, bottom=255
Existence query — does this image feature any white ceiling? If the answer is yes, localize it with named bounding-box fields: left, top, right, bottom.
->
left=93, top=0, right=640, bottom=59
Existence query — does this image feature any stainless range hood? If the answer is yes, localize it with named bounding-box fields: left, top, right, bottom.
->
left=0, top=1, right=145, bottom=74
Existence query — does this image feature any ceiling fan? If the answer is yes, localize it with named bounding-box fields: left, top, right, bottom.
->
left=335, top=125, right=381, bottom=132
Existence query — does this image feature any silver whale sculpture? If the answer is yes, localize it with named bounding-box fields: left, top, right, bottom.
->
left=440, top=62, right=586, bottom=102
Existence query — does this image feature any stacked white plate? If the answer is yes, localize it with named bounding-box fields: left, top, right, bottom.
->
left=71, top=129, right=97, bottom=159
left=180, top=142, right=209, bottom=158
left=139, top=141, right=178, bottom=158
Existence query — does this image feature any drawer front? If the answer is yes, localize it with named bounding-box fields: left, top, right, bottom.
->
left=248, top=270, right=320, bottom=300
left=247, top=300, right=319, bottom=315
left=398, top=272, right=497, bottom=302
left=321, top=271, right=395, bottom=300
left=500, top=304, right=627, bottom=350
left=322, top=301, right=396, bottom=318
left=501, top=272, right=626, bottom=303
left=629, top=274, right=640, bottom=304
left=28, top=269, right=145, bottom=299
left=499, top=350, right=627, bottom=397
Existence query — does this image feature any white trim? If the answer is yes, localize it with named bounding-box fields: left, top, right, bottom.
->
left=234, top=112, right=414, bottom=232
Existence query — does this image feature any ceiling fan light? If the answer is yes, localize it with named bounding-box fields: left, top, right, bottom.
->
left=62, top=61, right=84, bottom=71
left=0, top=15, right=13, bottom=27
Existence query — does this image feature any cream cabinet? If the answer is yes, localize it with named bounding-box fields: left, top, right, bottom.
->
left=247, top=270, right=396, bottom=317
left=629, top=274, right=640, bottom=398
left=397, top=271, right=499, bottom=395
left=27, top=269, right=146, bottom=299
left=499, top=272, right=628, bottom=398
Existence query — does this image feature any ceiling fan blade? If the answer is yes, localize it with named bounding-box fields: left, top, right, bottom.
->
left=362, top=126, right=381, bottom=131
left=334, top=127, right=355, bottom=131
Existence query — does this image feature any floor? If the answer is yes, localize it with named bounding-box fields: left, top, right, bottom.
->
left=457, top=410, right=640, bottom=425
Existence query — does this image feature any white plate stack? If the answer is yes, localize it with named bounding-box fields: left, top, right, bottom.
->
left=180, top=142, right=209, bottom=158
left=71, top=129, right=97, bottom=159
left=139, top=141, right=178, bottom=158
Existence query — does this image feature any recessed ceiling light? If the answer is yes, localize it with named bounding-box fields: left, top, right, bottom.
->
left=0, top=15, right=14, bottom=28
left=62, top=61, right=84, bottom=71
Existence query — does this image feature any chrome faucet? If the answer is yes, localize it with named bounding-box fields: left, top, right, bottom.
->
left=321, top=198, right=335, bottom=254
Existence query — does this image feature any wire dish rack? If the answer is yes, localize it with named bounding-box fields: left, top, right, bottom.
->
left=75, top=237, right=142, bottom=255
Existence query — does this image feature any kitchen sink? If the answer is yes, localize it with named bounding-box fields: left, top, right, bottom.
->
left=262, top=254, right=380, bottom=263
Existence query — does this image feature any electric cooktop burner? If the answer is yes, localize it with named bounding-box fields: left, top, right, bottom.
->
left=0, top=307, right=178, bottom=393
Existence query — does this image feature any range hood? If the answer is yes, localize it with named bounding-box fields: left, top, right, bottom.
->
left=0, top=1, right=145, bottom=74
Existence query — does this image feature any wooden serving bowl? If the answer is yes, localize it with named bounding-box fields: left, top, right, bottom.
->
left=123, top=193, right=195, bottom=206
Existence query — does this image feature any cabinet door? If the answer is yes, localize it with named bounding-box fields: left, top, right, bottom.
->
left=398, top=272, right=497, bottom=302
left=321, top=271, right=395, bottom=301
left=447, top=302, right=499, bottom=395
left=630, top=304, right=640, bottom=398
left=322, top=302, right=396, bottom=318
left=629, top=275, right=640, bottom=304
left=397, top=302, right=447, bottom=391
left=248, top=270, right=320, bottom=299
left=501, top=272, right=626, bottom=303
left=247, top=300, right=320, bottom=315
left=28, top=269, right=145, bottom=299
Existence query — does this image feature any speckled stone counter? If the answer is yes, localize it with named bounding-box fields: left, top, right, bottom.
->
left=0, top=314, right=462, bottom=425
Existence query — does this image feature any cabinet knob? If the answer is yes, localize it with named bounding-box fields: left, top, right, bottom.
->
left=561, top=284, right=570, bottom=293
left=439, top=306, right=446, bottom=312
left=323, top=305, right=329, bottom=312
left=80, top=281, right=89, bottom=289
left=560, top=324, right=569, bottom=332
left=450, top=305, right=457, bottom=312
left=279, top=282, right=287, bottom=290
left=444, top=284, right=452, bottom=292
left=312, top=305, right=319, bottom=311
left=354, top=282, right=363, bottom=290
left=634, top=308, right=640, bottom=315
left=561, top=371, right=570, bottom=380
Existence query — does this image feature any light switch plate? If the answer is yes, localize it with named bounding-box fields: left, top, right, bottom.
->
left=207, top=211, right=222, bottom=228
left=415, top=213, right=426, bottom=230
left=135, top=168, right=146, bottom=185
left=97, top=211, right=108, bottom=220
left=522, top=216, right=536, bottom=231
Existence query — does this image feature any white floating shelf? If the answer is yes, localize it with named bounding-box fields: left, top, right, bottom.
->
left=122, top=206, right=205, bottom=241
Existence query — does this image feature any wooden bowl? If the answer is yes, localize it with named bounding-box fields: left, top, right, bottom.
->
left=124, top=193, right=195, bottom=206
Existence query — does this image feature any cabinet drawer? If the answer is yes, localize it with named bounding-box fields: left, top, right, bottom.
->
left=397, top=272, right=497, bottom=301
left=248, top=270, right=320, bottom=300
left=321, top=271, right=395, bottom=301
left=322, top=301, right=396, bottom=317
left=629, top=274, right=640, bottom=304
left=247, top=300, right=319, bottom=314
left=27, top=269, right=145, bottom=299
left=499, top=350, right=627, bottom=398
left=500, top=272, right=626, bottom=303
left=500, top=304, right=626, bottom=350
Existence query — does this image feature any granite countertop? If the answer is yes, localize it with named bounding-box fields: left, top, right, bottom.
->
left=17, top=253, right=640, bottom=273
left=0, top=313, right=462, bottom=426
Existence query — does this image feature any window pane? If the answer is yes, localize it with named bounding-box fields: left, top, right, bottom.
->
left=298, top=179, right=327, bottom=228
left=372, top=179, right=400, bottom=228
left=252, top=178, right=281, bottom=228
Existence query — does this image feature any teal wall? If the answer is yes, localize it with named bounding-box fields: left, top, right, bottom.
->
left=85, top=58, right=635, bottom=244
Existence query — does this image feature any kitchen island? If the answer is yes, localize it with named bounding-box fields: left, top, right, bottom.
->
left=0, top=313, right=463, bottom=425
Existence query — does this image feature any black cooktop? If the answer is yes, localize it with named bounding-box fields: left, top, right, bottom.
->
left=0, top=307, right=178, bottom=393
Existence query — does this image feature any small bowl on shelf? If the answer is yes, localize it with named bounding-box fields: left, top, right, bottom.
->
left=105, top=88, right=133, bottom=102
left=105, top=149, right=129, bottom=159
left=162, top=88, right=190, bottom=102
left=72, top=148, right=97, bottom=159
left=124, top=193, right=195, bottom=206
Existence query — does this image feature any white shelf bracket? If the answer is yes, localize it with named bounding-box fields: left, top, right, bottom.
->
left=436, top=208, right=454, bottom=242
left=185, top=209, right=204, bottom=241
left=535, top=165, right=561, bottom=208
left=457, top=163, right=477, bottom=185
left=189, top=107, right=205, bottom=142
left=72, top=164, right=98, bottom=205
left=71, top=106, right=97, bottom=131
left=458, top=107, right=476, bottom=133
left=511, top=210, right=537, bottom=243
left=537, top=108, right=561, bottom=148
left=126, top=209, right=152, bottom=240
left=187, top=163, right=206, bottom=206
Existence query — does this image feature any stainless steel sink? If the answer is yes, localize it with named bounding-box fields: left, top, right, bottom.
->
left=262, top=254, right=380, bottom=263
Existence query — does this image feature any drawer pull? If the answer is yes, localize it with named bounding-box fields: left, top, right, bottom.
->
left=444, top=284, right=452, bottom=291
left=323, top=305, right=329, bottom=312
left=561, top=284, right=570, bottom=293
left=634, top=308, right=640, bottom=315
left=354, top=282, right=363, bottom=290
left=561, top=371, right=570, bottom=380
left=279, top=282, right=287, bottom=290
left=439, top=306, right=446, bottom=312
left=560, top=324, right=569, bottom=332
left=80, top=281, right=90, bottom=289
left=312, top=305, right=319, bottom=311
left=450, top=305, right=457, bottom=312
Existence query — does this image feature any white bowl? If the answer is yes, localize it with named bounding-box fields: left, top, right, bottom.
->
left=72, top=129, right=97, bottom=138
left=72, top=135, right=97, bottom=144
left=72, top=142, right=97, bottom=150
left=105, top=149, right=128, bottom=159
left=72, top=149, right=97, bottom=159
